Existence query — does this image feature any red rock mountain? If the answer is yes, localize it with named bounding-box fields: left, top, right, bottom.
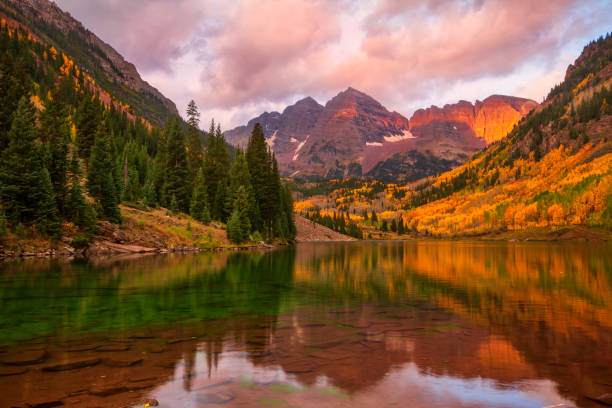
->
left=410, top=95, right=539, bottom=144
left=225, top=88, right=538, bottom=180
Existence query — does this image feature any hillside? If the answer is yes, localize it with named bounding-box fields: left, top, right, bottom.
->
left=0, top=0, right=178, bottom=125
left=227, top=88, right=536, bottom=181
left=294, top=33, right=612, bottom=239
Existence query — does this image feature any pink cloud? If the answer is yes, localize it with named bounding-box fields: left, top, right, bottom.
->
left=55, top=0, right=207, bottom=71
left=199, top=0, right=342, bottom=108
left=54, top=0, right=611, bottom=126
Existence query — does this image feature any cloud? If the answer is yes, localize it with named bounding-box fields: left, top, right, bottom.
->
left=55, top=0, right=208, bottom=71
left=54, top=0, right=611, bottom=128
left=198, top=0, right=343, bottom=108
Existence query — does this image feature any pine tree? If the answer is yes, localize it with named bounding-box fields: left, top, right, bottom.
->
left=39, top=92, right=70, bottom=213
left=397, top=219, right=405, bottom=235
left=226, top=149, right=259, bottom=230
left=381, top=219, right=388, bottom=232
left=170, top=194, right=180, bottom=214
left=390, top=219, right=397, bottom=232
left=214, top=176, right=229, bottom=221
left=66, top=150, right=97, bottom=235
left=226, top=209, right=243, bottom=244
left=203, top=121, right=230, bottom=215
left=281, top=184, right=296, bottom=241
left=75, top=95, right=102, bottom=159
left=185, top=100, right=203, bottom=186
left=37, top=168, right=62, bottom=238
left=190, top=168, right=211, bottom=224
left=153, top=122, right=168, bottom=205
left=246, top=123, right=270, bottom=232
left=143, top=164, right=157, bottom=208
left=0, top=97, right=59, bottom=229
left=233, top=186, right=251, bottom=242
left=87, top=121, right=121, bottom=223
left=162, top=117, right=190, bottom=212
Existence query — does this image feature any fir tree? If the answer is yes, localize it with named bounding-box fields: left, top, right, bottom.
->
left=390, top=219, right=397, bottom=232
left=397, top=219, right=405, bottom=235
left=203, top=121, right=230, bottom=215
left=37, top=168, right=62, bottom=238
left=190, top=168, right=211, bottom=224
left=66, top=150, right=97, bottom=235
left=162, top=117, right=190, bottom=212
left=0, top=97, right=59, bottom=229
left=75, top=95, right=102, bottom=159
left=87, top=121, right=121, bottom=223
left=170, top=194, right=180, bottom=214
left=39, top=92, right=70, bottom=213
left=186, top=100, right=203, bottom=186
left=246, top=123, right=270, bottom=231
left=233, top=186, right=251, bottom=242
left=226, top=149, right=259, bottom=231
left=226, top=209, right=243, bottom=244
left=214, top=176, right=229, bottom=222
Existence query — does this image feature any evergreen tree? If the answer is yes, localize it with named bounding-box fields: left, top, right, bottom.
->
left=232, top=186, right=251, bottom=242
left=190, top=168, right=211, bottom=224
left=203, top=121, right=230, bottom=215
left=246, top=123, right=270, bottom=231
left=170, top=194, right=180, bottom=214
left=66, top=150, right=97, bottom=235
left=214, top=176, right=229, bottom=221
left=226, top=209, right=243, bottom=244
left=226, top=149, right=259, bottom=230
left=390, top=219, right=397, bottom=232
left=162, top=116, right=190, bottom=212
left=185, top=100, right=203, bottom=186
left=397, top=219, right=405, bottom=235
left=151, top=127, right=167, bottom=206
left=0, top=97, right=59, bottom=229
left=279, top=184, right=296, bottom=242
left=39, top=92, right=70, bottom=213
left=37, top=168, right=62, bottom=238
left=381, top=219, right=388, bottom=232
left=87, top=121, right=121, bottom=223
left=143, top=164, right=157, bottom=208
left=75, top=95, right=102, bottom=159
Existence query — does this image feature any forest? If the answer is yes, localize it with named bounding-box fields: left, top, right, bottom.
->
left=0, top=21, right=295, bottom=247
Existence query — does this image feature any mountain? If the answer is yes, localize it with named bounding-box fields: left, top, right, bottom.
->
left=0, top=0, right=178, bottom=125
left=226, top=88, right=537, bottom=180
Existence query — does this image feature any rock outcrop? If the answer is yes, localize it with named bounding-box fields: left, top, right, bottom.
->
left=410, top=95, right=538, bottom=144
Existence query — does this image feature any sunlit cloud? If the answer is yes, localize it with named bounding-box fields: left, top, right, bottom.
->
left=55, top=0, right=611, bottom=128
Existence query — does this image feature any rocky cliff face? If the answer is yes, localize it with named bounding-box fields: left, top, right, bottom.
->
left=410, top=95, right=538, bottom=144
left=226, top=89, right=537, bottom=180
left=0, top=0, right=178, bottom=124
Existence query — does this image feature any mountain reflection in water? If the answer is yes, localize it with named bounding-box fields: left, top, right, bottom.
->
left=0, top=241, right=610, bottom=407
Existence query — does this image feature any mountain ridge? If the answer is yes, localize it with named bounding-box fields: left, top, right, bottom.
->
left=0, top=0, right=178, bottom=125
left=226, top=88, right=537, bottom=180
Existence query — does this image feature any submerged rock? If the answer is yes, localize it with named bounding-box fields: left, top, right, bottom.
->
left=1, top=350, right=47, bottom=365
left=42, top=358, right=101, bottom=371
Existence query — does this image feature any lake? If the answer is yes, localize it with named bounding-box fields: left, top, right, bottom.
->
left=0, top=241, right=611, bottom=407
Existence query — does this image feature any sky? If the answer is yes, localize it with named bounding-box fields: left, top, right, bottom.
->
left=54, top=0, right=611, bottom=129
